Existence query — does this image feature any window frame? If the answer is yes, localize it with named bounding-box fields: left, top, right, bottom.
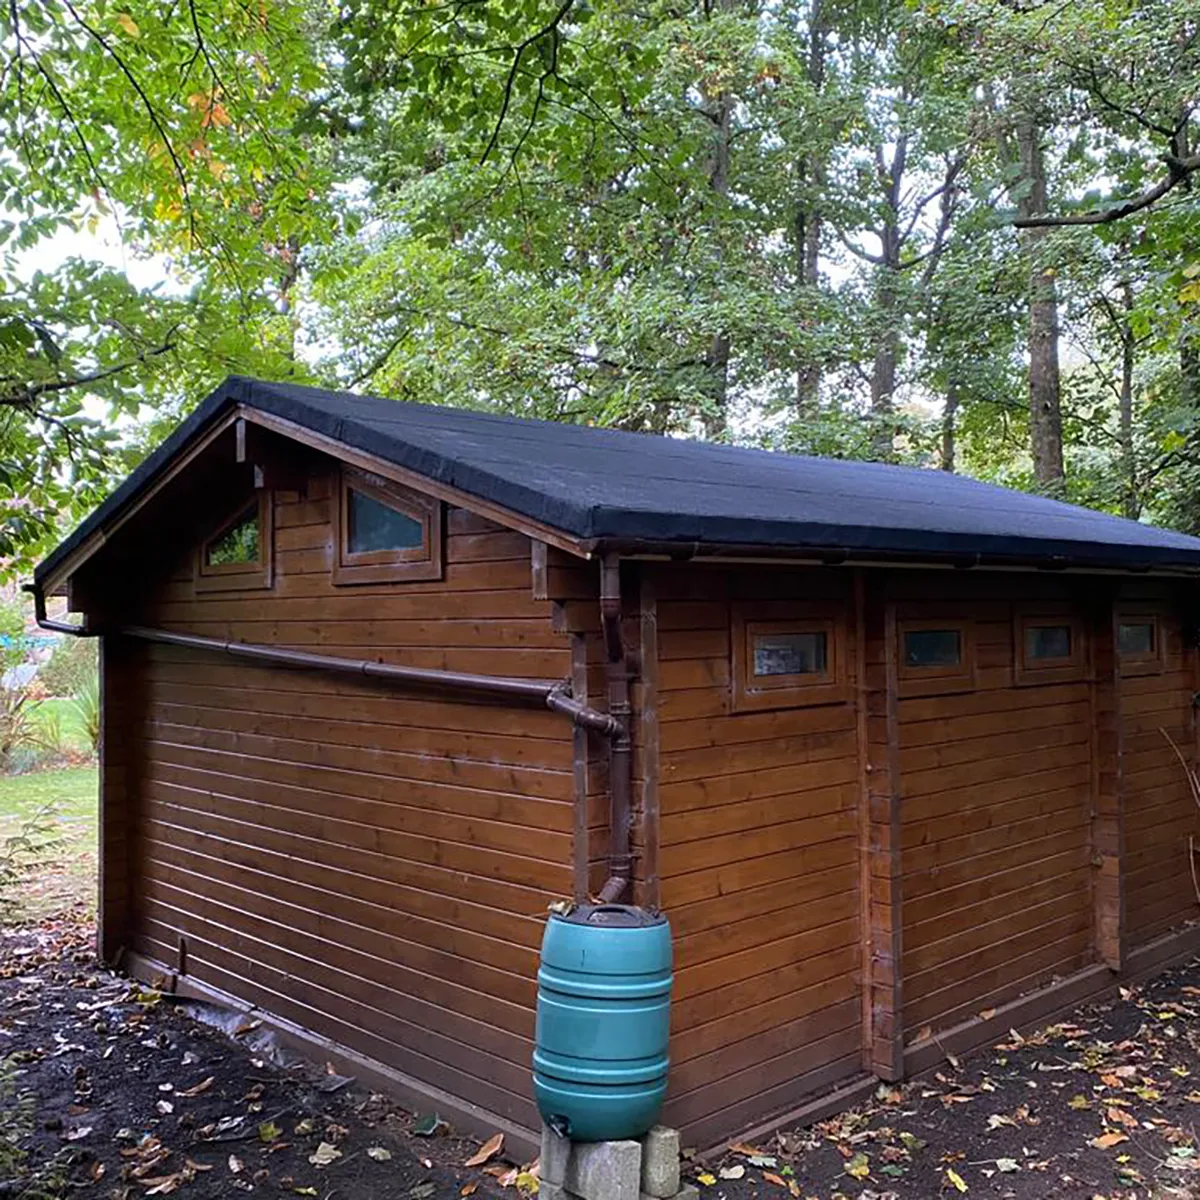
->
left=1013, top=606, right=1086, bottom=686
left=896, top=613, right=976, bottom=698
left=1116, top=609, right=1163, bottom=676
left=333, top=467, right=443, bottom=586
left=195, top=492, right=273, bottom=594
left=730, top=603, right=848, bottom=712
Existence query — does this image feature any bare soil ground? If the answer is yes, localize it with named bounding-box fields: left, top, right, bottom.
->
left=6, top=910, right=1200, bottom=1200
left=0, top=916, right=529, bottom=1200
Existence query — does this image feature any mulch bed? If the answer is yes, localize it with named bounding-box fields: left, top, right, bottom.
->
left=0, top=917, right=526, bottom=1199
left=6, top=913, right=1200, bottom=1200
left=697, top=963, right=1200, bottom=1200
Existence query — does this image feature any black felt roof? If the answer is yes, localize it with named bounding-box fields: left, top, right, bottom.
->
left=35, top=375, right=1200, bottom=584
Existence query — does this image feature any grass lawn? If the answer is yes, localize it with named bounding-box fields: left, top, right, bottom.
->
left=0, top=764, right=98, bottom=921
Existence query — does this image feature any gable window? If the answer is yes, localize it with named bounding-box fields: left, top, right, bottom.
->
left=196, top=493, right=272, bottom=593
left=206, top=504, right=260, bottom=566
left=1014, top=607, right=1085, bottom=685
left=897, top=614, right=975, bottom=697
left=334, top=468, right=443, bottom=585
left=1116, top=610, right=1163, bottom=675
left=731, top=605, right=847, bottom=712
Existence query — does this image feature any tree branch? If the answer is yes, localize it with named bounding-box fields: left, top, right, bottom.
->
left=479, top=0, right=574, bottom=165
left=0, top=339, right=176, bottom=408
left=1014, top=153, right=1200, bottom=227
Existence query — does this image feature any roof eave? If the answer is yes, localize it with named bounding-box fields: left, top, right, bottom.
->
left=582, top=536, right=1200, bottom=577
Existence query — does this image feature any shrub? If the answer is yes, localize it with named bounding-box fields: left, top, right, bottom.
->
left=0, top=686, right=45, bottom=772
left=0, top=800, right=62, bottom=916
left=73, top=673, right=100, bottom=756
left=38, top=635, right=97, bottom=697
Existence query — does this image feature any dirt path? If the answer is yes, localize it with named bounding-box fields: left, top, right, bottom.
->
left=6, top=915, right=1200, bottom=1200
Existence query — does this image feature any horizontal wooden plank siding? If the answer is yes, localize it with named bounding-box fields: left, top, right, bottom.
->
left=1118, top=586, right=1198, bottom=945
left=119, top=468, right=576, bottom=1133
left=653, top=565, right=862, bottom=1148
left=894, top=578, right=1094, bottom=1036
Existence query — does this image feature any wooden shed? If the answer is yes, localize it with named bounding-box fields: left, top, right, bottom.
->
left=32, top=376, right=1200, bottom=1154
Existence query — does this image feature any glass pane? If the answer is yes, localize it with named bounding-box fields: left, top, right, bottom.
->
left=206, top=505, right=259, bottom=566
left=348, top=487, right=424, bottom=554
left=752, top=631, right=827, bottom=677
left=904, top=628, right=961, bottom=668
left=1025, top=624, right=1072, bottom=661
left=1118, top=621, right=1155, bottom=657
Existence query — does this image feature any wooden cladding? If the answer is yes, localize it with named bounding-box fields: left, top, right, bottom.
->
left=92, top=456, right=1200, bottom=1157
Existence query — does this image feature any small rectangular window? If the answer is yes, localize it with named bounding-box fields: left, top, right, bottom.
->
left=1025, top=623, right=1072, bottom=662
left=903, top=628, right=961, bottom=669
left=753, top=631, right=827, bottom=677
left=1118, top=621, right=1155, bottom=657
left=896, top=615, right=975, bottom=697
left=1014, top=608, right=1084, bottom=685
left=1116, top=611, right=1163, bottom=675
left=731, top=608, right=847, bottom=712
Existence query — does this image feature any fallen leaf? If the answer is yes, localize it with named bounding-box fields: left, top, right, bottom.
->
left=155, top=1100, right=174, bottom=1115
left=228, top=1156, right=244, bottom=1174
left=259, top=1121, right=282, bottom=1143
left=177, top=1076, right=215, bottom=1098
left=63, top=1126, right=93, bottom=1142
left=367, top=1147, right=393, bottom=1162
left=465, top=1133, right=504, bottom=1167
left=748, top=1154, right=777, bottom=1168
left=1091, top=1132, right=1129, bottom=1149
left=461, top=1187, right=479, bottom=1198
left=1107, top=1106, right=1138, bottom=1129
left=979, top=1008, right=997, bottom=1020
left=696, top=1172, right=717, bottom=1186
left=996, top=1158, right=1020, bottom=1173
left=946, top=1166, right=968, bottom=1192
left=763, top=1173, right=788, bottom=1188
left=308, top=1142, right=342, bottom=1167
left=719, top=1164, right=746, bottom=1180
left=914, top=1025, right=933, bottom=1043
left=844, top=1152, right=870, bottom=1180
left=412, top=1113, right=449, bottom=1138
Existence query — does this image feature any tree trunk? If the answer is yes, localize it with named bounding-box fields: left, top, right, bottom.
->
left=702, top=5, right=736, bottom=441
left=1015, top=117, right=1064, bottom=489
left=793, top=0, right=828, bottom=412
left=870, top=136, right=907, bottom=459
left=941, top=378, right=959, bottom=472
left=1117, top=282, right=1138, bottom=519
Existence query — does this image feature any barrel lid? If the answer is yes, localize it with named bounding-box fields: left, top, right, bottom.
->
left=556, top=904, right=666, bottom=928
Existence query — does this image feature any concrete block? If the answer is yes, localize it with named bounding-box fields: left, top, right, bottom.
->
left=641, top=1187, right=697, bottom=1200
left=538, top=1182, right=570, bottom=1200
left=564, top=1138, right=642, bottom=1200
left=640, top=1126, right=680, bottom=1199
left=540, top=1124, right=572, bottom=1186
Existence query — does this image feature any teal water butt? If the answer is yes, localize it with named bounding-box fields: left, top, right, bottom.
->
left=533, top=904, right=672, bottom=1142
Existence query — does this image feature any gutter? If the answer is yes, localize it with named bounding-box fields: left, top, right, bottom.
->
left=27, top=587, right=623, bottom=738
left=580, top=538, right=1198, bottom=576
